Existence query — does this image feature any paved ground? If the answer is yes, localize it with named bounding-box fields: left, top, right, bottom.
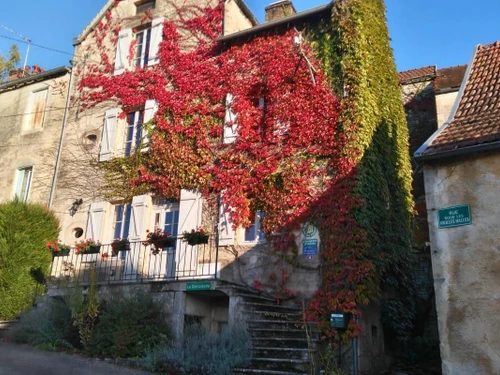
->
left=0, top=342, right=153, bottom=375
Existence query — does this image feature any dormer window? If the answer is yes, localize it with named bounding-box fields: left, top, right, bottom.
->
left=135, top=0, right=155, bottom=14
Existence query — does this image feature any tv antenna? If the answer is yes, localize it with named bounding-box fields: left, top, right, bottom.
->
left=0, top=24, right=32, bottom=76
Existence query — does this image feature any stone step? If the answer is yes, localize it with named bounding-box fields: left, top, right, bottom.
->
left=250, top=357, right=311, bottom=373
left=247, top=310, right=303, bottom=321
left=248, top=327, right=319, bottom=339
left=233, top=368, right=308, bottom=375
left=252, top=336, right=318, bottom=348
left=241, top=301, right=301, bottom=312
left=246, top=319, right=318, bottom=330
left=251, top=346, right=313, bottom=360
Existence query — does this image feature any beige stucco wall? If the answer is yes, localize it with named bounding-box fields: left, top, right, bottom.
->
left=0, top=72, right=69, bottom=205
left=435, top=91, right=459, bottom=128
left=424, top=152, right=500, bottom=375
left=224, top=0, right=255, bottom=35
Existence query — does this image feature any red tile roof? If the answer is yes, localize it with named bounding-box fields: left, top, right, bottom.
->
left=435, top=65, right=467, bottom=91
left=421, top=42, right=500, bottom=157
left=398, top=66, right=436, bottom=84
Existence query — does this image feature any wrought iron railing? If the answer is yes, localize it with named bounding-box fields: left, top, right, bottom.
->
left=49, top=236, right=219, bottom=285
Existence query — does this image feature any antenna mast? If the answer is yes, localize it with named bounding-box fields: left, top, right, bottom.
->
left=0, top=24, right=32, bottom=76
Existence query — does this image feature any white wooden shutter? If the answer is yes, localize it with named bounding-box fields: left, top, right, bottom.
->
left=114, top=28, right=132, bottom=75
left=129, top=195, right=151, bottom=241
left=223, top=94, right=238, bottom=143
left=85, top=202, right=106, bottom=241
left=142, top=99, right=158, bottom=148
left=178, top=189, right=202, bottom=233
left=99, top=108, right=119, bottom=161
left=148, top=17, right=164, bottom=66
left=177, top=189, right=202, bottom=277
left=218, top=195, right=235, bottom=246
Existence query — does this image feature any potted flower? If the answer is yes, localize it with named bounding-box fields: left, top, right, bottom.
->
left=75, top=239, right=101, bottom=255
left=142, top=229, right=175, bottom=255
left=182, top=228, right=209, bottom=246
left=47, top=241, right=71, bottom=257
left=111, top=238, right=130, bottom=255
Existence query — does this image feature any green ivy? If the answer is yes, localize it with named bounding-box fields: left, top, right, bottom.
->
left=309, top=0, right=415, bottom=342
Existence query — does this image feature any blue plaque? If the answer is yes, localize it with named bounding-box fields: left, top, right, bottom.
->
left=302, top=239, right=318, bottom=256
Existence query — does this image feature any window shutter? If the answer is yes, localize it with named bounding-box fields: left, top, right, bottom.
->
left=114, top=28, right=132, bottom=75
left=142, top=99, right=158, bottom=148
left=129, top=195, right=151, bottom=241
left=177, top=189, right=202, bottom=277
left=148, top=17, right=164, bottom=66
left=223, top=94, right=238, bottom=143
left=99, top=108, right=119, bottom=161
left=85, top=202, right=107, bottom=241
left=218, top=195, right=235, bottom=246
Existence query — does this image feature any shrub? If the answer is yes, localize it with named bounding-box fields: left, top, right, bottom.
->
left=144, top=325, right=251, bottom=375
left=9, top=296, right=80, bottom=350
left=89, top=292, right=171, bottom=358
left=0, top=200, right=60, bottom=320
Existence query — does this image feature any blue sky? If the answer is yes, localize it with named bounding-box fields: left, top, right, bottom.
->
left=0, top=0, right=499, bottom=73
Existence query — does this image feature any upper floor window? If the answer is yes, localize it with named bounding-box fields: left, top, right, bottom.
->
left=153, top=198, right=180, bottom=249
left=125, top=109, right=145, bottom=156
left=135, top=0, right=155, bottom=14
left=24, top=88, right=48, bottom=131
left=135, top=27, right=152, bottom=68
left=243, top=211, right=266, bottom=243
left=15, top=166, right=33, bottom=202
left=113, top=203, right=132, bottom=240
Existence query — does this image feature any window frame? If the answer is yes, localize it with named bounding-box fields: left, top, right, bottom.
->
left=240, top=211, right=266, bottom=244
left=14, top=166, right=33, bottom=202
left=152, top=198, right=180, bottom=249
left=23, top=87, right=49, bottom=132
left=134, top=26, right=152, bottom=69
left=124, top=108, right=145, bottom=156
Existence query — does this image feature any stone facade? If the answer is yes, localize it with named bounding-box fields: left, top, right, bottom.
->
left=0, top=67, right=70, bottom=205
left=423, top=152, right=500, bottom=375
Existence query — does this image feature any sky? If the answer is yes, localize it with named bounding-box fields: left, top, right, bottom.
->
left=0, top=0, right=499, bottom=74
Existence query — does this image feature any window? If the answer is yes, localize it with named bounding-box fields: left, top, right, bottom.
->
left=152, top=198, right=180, bottom=249
left=124, top=109, right=145, bottom=156
left=135, top=0, right=155, bottom=14
left=135, top=27, right=152, bottom=68
left=112, top=203, right=132, bottom=258
left=24, top=88, right=48, bottom=131
left=243, top=211, right=266, bottom=243
left=15, top=167, right=33, bottom=202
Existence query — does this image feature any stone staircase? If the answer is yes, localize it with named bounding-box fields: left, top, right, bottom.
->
left=233, top=291, right=320, bottom=375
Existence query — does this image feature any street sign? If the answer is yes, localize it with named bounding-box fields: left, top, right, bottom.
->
left=438, top=205, right=472, bottom=229
left=330, top=312, right=349, bottom=329
left=186, top=281, right=211, bottom=291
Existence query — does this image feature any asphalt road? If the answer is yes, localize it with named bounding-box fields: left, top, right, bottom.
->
left=0, top=342, right=153, bottom=375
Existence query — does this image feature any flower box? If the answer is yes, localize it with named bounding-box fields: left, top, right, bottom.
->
left=75, top=239, right=101, bottom=255
left=46, top=241, right=71, bottom=257
left=111, top=238, right=130, bottom=255
left=182, top=228, right=209, bottom=246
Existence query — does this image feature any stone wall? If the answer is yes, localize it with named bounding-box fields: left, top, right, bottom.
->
left=424, top=151, right=500, bottom=375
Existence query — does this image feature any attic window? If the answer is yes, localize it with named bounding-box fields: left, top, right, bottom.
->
left=135, top=0, right=155, bottom=14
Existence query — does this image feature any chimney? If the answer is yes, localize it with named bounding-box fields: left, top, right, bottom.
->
left=265, top=0, right=297, bottom=22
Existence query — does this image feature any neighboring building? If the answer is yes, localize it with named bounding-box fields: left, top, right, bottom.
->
left=0, top=66, right=70, bottom=205
left=47, top=1, right=413, bottom=374
left=415, top=41, right=500, bottom=375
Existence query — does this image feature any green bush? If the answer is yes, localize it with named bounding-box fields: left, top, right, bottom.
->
left=9, top=296, right=80, bottom=350
left=89, top=292, right=171, bottom=358
left=0, top=200, right=59, bottom=320
left=144, top=325, right=251, bottom=375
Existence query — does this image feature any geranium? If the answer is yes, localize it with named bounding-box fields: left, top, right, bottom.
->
left=111, top=238, right=130, bottom=254
left=75, top=239, right=101, bottom=255
left=47, top=241, right=71, bottom=256
left=143, top=229, right=175, bottom=253
left=182, top=228, right=209, bottom=246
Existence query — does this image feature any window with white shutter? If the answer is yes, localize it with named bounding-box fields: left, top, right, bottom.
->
left=223, top=94, right=238, bottom=143
left=99, top=108, right=119, bottom=161
left=85, top=202, right=107, bottom=241
left=142, top=99, right=158, bottom=148
left=148, top=17, right=164, bottom=66
left=218, top=196, right=235, bottom=246
left=177, top=189, right=202, bottom=277
left=114, top=28, right=132, bottom=75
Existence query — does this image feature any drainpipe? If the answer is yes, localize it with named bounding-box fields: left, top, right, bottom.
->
left=48, top=59, right=75, bottom=209
left=352, top=317, right=359, bottom=375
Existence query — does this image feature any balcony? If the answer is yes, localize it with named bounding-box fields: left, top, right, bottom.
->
left=49, top=237, right=220, bottom=285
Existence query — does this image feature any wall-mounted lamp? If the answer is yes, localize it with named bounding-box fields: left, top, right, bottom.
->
left=69, top=199, right=83, bottom=217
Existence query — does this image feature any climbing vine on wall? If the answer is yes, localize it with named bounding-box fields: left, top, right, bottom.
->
left=77, top=0, right=414, bottom=341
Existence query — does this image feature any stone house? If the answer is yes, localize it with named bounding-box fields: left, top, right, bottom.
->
left=0, top=66, right=70, bottom=205
left=47, top=0, right=413, bottom=373
left=414, top=41, right=500, bottom=375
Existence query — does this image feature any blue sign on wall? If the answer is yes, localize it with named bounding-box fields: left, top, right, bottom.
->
left=303, top=239, right=318, bottom=256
